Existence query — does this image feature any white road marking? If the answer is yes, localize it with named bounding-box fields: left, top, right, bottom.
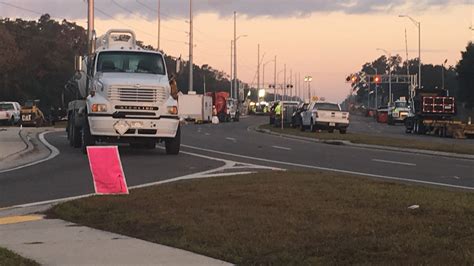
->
left=225, top=137, right=237, bottom=142
left=181, top=144, right=474, bottom=191
left=272, top=145, right=292, bottom=151
left=0, top=131, right=60, bottom=174
left=205, top=133, right=211, bottom=136
left=371, top=159, right=416, bottom=167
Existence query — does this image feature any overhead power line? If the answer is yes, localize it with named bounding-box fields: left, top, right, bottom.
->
left=112, top=0, right=185, bottom=33
left=135, top=0, right=182, bottom=21
left=94, top=6, right=185, bottom=44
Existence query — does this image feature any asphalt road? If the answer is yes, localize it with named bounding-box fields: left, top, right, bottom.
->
left=1, top=116, right=473, bottom=208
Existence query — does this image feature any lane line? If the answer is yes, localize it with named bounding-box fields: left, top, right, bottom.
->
left=225, top=137, right=237, bottom=142
left=181, top=144, right=474, bottom=191
left=0, top=131, right=60, bottom=174
left=372, top=159, right=416, bottom=167
left=272, top=145, right=292, bottom=151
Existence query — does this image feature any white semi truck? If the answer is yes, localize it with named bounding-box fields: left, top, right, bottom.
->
left=67, top=29, right=181, bottom=154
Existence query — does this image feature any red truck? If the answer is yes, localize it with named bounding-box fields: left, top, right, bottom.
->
left=206, top=92, right=229, bottom=122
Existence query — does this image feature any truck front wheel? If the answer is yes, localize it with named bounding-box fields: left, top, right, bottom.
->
left=68, top=115, right=82, bottom=148
left=165, top=126, right=181, bottom=155
left=81, top=115, right=95, bottom=154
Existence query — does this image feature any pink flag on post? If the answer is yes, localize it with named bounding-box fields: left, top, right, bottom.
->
left=87, top=146, right=129, bottom=195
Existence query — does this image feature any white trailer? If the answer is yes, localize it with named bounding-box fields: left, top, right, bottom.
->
left=178, top=93, right=212, bottom=123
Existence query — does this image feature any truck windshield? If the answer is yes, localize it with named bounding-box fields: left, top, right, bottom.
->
left=97, top=51, right=165, bottom=75
left=315, top=103, right=340, bottom=111
left=0, top=103, right=14, bottom=110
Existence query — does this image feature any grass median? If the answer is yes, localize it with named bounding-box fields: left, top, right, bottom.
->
left=49, top=171, right=474, bottom=264
left=0, top=247, right=39, bottom=266
left=260, top=124, right=474, bottom=155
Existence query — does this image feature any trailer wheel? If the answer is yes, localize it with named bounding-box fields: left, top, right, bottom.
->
left=165, top=126, right=181, bottom=155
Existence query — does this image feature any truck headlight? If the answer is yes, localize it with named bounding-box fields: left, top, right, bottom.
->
left=167, top=106, right=178, bottom=115
left=91, top=104, right=107, bottom=113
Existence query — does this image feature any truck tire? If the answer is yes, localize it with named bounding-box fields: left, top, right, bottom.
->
left=387, top=116, right=394, bottom=125
left=9, top=116, right=15, bottom=126
left=310, top=119, right=316, bottom=132
left=81, top=115, right=95, bottom=154
left=68, top=115, right=82, bottom=148
left=165, top=126, right=181, bottom=155
left=339, top=129, right=347, bottom=134
left=300, top=122, right=306, bottom=131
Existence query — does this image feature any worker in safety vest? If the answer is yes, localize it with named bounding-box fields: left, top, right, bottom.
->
left=275, top=102, right=282, bottom=117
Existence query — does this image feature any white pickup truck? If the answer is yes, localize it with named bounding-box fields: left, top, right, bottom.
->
left=0, top=102, right=21, bottom=125
left=300, top=102, right=349, bottom=134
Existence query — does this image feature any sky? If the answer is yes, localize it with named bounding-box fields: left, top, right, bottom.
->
left=1, top=0, right=473, bottom=102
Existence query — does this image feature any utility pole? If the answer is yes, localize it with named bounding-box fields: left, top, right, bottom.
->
left=283, top=64, right=286, bottom=101
left=87, top=0, right=95, bottom=55
left=289, top=69, right=292, bottom=99
left=188, top=0, right=194, bottom=92
left=257, top=44, right=260, bottom=93
left=233, top=11, right=237, bottom=100
left=157, top=0, right=160, bottom=51
left=293, top=72, right=298, bottom=100
left=230, top=40, right=233, bottom=97
left=273, top=55, right=277, bottom=102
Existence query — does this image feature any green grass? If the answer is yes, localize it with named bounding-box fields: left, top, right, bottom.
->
left=0, top=247, right=39, bottom=266
left=49, top=171, right=474, bottom=265
left=261, top=124, right=474, bottom=155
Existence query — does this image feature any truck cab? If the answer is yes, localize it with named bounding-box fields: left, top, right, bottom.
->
left=68, top=29, right=180, bottom=154
left=388, top=97, right=411, bottom=125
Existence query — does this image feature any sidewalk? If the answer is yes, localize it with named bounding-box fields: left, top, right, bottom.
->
left=0, top=127, right=51, bottom=171
left=0, top=128, right=27, bottom=160
left=0, top=205, right=230, bottom=265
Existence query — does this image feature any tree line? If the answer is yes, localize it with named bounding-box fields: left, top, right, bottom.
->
left=347, top=43, right=474, bottom=110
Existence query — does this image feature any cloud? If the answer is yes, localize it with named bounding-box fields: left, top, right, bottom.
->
left=0, top=0, right=467, bottom=21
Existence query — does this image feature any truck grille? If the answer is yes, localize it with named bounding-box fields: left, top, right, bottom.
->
left=108, top=87, right=167, bottom=104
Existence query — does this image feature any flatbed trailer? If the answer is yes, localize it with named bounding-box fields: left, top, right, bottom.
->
left=417, top=119, right=474, bottom=139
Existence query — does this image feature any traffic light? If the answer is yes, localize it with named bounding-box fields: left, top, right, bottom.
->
left=374, top=75, right=381, bottom=84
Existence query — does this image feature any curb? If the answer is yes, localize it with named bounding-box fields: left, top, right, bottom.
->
left=253, top=126, right=474, bottom=160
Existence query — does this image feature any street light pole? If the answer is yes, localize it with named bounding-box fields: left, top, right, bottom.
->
left=233, top=11, right=237, bottom=99
left=399, top=15, right=421, bottom=89
left=274, top=55, right=277, bottom=102
left=188, top=0, right=193, bottom=92
left=230, top=40, right=233, bottom=98
left=442, top=59, right=448, bottom=91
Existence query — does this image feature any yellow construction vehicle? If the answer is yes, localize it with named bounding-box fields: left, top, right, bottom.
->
left=20, top=100, right=46, bottom=127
